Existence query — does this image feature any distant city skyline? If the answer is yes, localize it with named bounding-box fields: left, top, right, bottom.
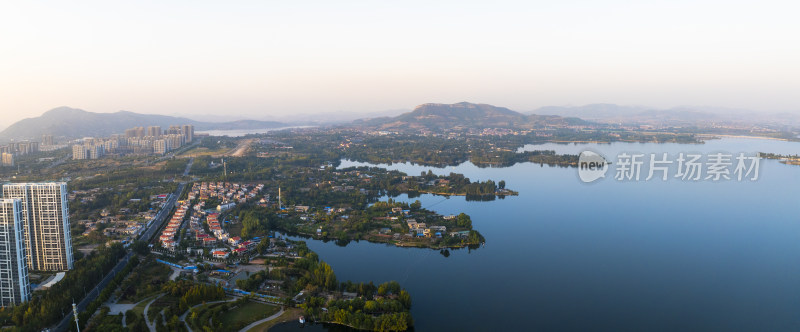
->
left=2, top=1, right=799, bottom=128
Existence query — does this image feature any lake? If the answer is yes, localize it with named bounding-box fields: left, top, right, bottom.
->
left=196, top=126, right=312, bottom=137
left=274, top=138, right=800, bottom=331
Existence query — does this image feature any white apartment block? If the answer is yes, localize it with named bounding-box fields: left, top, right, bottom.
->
left=154, top=139, right=171, bottom=155
left=2, top=183, right=74, bottom=271
left=0, top=199, right=31, bottom=307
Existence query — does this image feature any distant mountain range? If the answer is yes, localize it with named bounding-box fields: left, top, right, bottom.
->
left=6, top=103, right=796, bottom=143
left=529, top=103, right=800, bottom=127
left=355, top=102, right=586, bottom=131
left=0, top=107, right=287, bottom=142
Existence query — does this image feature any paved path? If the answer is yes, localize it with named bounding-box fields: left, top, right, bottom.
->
left=169, top=267, right=182, bottom=281
left=231, top=138, right=257, bottom=157
left=107, top=297, right=150, bottom=329
left=183, top=157, right=194, bottom=176
left=239, top=308, right=285, bottom=332
left=107, top=301, right=136, bottom=315
left=144, top=293, right=165, bottom=332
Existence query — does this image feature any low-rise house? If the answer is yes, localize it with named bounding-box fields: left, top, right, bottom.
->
left=203, top=237, right=217, bottom=246
left=162, top=239, right=176, bottom=249
left=213, top=250, right=229, bottom=259
left=430, top=226, right=447, bottom=232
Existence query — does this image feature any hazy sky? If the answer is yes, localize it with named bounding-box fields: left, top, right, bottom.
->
left=1, top=0, right=799, bottom=127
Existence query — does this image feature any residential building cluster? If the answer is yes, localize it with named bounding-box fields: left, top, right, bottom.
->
left=72, top=124, right=194, bottom=160
left=159, top=201, right=188, bottom=250
left=188, top=182, right=265, bottom=209
left=0, top=182, right=73, bottom=308
left=159, top=182, right=265, bottom=260
left=0, top=141, right=40, bottom=167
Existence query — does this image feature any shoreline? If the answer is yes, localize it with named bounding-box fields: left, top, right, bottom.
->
left=696, top=134, right=791, bottom=141
left=286, top=229, right=481, bottom=250
left=418, top=190, right=518, bottom=197
left=253, top=307, right=304, bottom=332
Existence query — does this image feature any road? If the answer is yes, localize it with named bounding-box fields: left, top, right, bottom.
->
left=183, top=157, right=194, bottom=177
left=180, top=298, right=240, bottom=332
left=45, top=155, right=71, bottom=170
left=53, top=251, right=133, bottom=332
left=231, top=138, right=257, bottom=157
left=52, top=183, right=186, bottom=332
left=139, top=182, right=186, bottom=243
left=239, top=308, right=285, bottom=332
left=144, top=293, right=166, bottom=332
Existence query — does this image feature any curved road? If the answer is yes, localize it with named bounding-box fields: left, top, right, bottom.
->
left=180, top=298, right=240, bottom=332
left=144, top=293, right=166, bottom=332
left=239, top=308, right=285, bottom=332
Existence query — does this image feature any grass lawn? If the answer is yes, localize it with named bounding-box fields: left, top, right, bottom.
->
left=247, top=307, right=303, bottom=332
left=218, top=301, right=280, bottom=330
left=187, top=302, right=228, bottom=330
left=131, top=294, right=157, bottom=318
left=147, top=294, right=181, bottom=323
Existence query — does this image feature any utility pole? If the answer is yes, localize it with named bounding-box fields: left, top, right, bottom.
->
left=278, top=187, right=281, bottom=210
left=72, top=301, right=80, bottom=332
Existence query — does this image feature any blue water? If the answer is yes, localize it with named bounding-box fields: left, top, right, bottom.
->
left=196, top=126, right=311, bottom=137
left=277, top=138, right=800, bottom=331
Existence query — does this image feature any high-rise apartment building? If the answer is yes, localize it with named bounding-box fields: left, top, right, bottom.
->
left=182, top=125, right=194, bottom=143
left=147, top=126, right=162, bottom=138
left=154, top=139, right=171, bottom=155
left=167, top=125, right=182, bottom=135
left=0, top=153, right=13, bottom=167
left=125, top=127, right=145, bottom=138
left=72, top=145, right=88, bottom=160
left=42, top=135, right=54, bottom=146
left=0, top=199, right=31, bottom=307
left=2, top=183, right=73, bottom=271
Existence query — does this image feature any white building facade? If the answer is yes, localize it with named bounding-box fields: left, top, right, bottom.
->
left=2, top=183, right=74, bottom=271
left=0, top=199, right=31, bottom=307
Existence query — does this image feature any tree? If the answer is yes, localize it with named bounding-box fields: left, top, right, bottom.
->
left=364, top=300, right=379, bottom=313
left=456, top=213, right=472, bottom=229
left=131, top=241, right=149, bottom=255
left=498, top=180, right=505, bottom=189
left=398, top=290, right=411, bottom=309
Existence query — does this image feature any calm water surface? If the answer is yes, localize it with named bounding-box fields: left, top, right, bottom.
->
left=197, top=126, right=310, bottom=137
left=275, top=138, right=800, bottom=332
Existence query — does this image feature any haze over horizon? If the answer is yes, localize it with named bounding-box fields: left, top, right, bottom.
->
left=2, top=0, right=799, bottom=128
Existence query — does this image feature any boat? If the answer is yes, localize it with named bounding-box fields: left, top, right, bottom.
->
left=299, top=316, right=306, bottom=324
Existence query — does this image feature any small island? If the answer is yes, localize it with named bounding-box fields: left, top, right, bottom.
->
left=276, top=200, right=485, bottom=249
left=759, top=152, right=800, bottom=165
